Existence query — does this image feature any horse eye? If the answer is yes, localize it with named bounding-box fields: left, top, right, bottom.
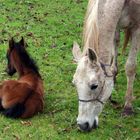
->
left=91, top=84, right=98, bottom=90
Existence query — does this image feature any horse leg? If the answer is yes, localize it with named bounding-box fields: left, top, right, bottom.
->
left=123, top=28, right=140, bottom=116
left=112, top=30, right=120, bottom=83
left=109, top=30, right=120, bottom=104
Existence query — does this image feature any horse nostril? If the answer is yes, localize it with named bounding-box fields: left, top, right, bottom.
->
left=93, top=119, right=98, bottom=129
left=78, top=122, right=90, bottom=132
left=91, top=84, right=98, bottom=90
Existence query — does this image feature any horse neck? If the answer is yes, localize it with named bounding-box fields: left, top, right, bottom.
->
left=83, top=0, right=125, bottom=66
left=14, top=59, right=32, bottom=78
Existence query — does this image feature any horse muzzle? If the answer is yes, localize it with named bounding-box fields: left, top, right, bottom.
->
left=77, top=118, right=98, bottom=132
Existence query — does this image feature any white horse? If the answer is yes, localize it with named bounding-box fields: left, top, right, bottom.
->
left=72, top=0, right=140, bottom=132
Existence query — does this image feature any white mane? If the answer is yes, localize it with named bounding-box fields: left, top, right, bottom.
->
left=83, top=0, right=99, bottom=55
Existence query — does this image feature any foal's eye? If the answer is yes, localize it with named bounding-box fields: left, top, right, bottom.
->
left=90, top=84, right=98, bottom=90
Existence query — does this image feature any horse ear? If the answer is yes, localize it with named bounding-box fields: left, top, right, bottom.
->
left=9, top=37, right=15, bottom=49
left=72, top=41, right=82, bottom=62
left=19, top=37, right=25, bottom=47
left=88, top=48, right=97, bottom=63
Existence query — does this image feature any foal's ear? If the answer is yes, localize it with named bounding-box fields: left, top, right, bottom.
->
left=19, top=37, right=25, bottom=47
left=88, top=48, right=97, bottom=63
left=72, top=41, right=82, bottom=62
left=9, top=37, right=15, bottom=49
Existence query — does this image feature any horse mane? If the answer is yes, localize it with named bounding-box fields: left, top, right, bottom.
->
left=83, top=0, right=99, bottom=55
left=14, top=43, right=41, bottom=77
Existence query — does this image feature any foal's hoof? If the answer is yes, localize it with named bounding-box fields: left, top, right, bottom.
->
left=122, top=107, right=134, bottom=116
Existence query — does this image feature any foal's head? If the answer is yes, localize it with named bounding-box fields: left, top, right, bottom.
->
left=6, top=37, right=39, bottom=77
left=6, top=38, right=25, bottom=76
left=72, top=42, right=112, bottom=132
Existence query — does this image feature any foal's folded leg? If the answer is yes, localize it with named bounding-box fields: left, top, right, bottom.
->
left=2, top=96, right=27, bottom=118
left=3, top=103, right=25, bottom=118
left=2, top=85, right=33, bottom=118
left=21, top=95, right=43, bottom=119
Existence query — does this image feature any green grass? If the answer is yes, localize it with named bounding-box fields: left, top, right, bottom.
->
left=0, top=0, right=140, bottom=139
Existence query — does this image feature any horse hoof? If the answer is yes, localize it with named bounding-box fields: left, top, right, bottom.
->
left=122, top=107, right=134, bottom=116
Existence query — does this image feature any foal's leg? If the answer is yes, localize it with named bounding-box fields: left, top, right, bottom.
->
left=123, top=28, right=140, bottom=116
left=2, top=82, right=33, bottom=109
left=2, top=82, right=33, bottom=118
left=21, top=94, right=43, bottom=119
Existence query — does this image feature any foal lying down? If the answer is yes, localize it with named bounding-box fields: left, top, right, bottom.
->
left=0, top=37, right=44, bottom=118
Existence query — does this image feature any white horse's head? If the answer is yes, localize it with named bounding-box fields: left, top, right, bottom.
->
left=72, top=42, right=114, bottom=132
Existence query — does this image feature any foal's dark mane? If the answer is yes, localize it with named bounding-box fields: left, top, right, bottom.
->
left=14, top=43, right=41, bottom=77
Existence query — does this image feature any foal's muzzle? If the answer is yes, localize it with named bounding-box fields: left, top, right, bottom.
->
left=6, top=67, right=16, bottom=76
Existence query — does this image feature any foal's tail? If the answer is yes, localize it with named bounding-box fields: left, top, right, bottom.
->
left=122, top=29, right=131, bottom=54
left=3, top=90, right=33, bottom=118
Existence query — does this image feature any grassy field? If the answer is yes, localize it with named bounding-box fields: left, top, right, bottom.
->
left=0, top=0, right=140, bottom=139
